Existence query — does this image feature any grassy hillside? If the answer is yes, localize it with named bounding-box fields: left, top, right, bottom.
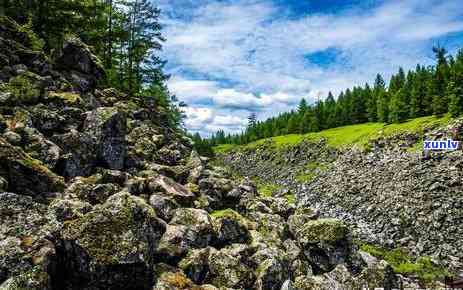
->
left=214, top=115, right=452, bottom=153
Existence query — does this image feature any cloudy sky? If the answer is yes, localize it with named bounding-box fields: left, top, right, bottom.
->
left=157, top=0, right=463, bottom=136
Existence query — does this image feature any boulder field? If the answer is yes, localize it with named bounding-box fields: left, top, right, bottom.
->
left=0, top=16, right=448, bottom=289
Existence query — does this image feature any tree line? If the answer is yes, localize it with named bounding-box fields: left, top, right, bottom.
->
left=2, top=0, right=184, bottom=127
left=194, top=47, right=463, bottom=153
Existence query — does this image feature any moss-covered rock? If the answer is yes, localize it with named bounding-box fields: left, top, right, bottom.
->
left=83, top=107, right=127, bottom=170
left=179, top=247, right=216, bottom=284
left=198, top=177, right=234, bottom=209
left=94, top=88, right=127, bottom=107
left=55, top=36, right=105, bottom=92
left=295, top=219, right=351, bottom=274
left=0, top=193, right=55, bottom=289
left=180, top=244, right=255, bottom=289
left=0, top=137, right=64, bottom=197
left=44, top=91, right=82, bottom=106
left=0, top=266, right=52, bottom=290
left=297, top=219, right=348, bottom=245
left=52, top=129, right=97, bottom=179
left=157, top=208, right=215, bottom=259
left=0, top=72, right=42, bottom=105
left=293, top=265, right=360, bottom=290
left=211, top=209, right=252, bottom=245
left=59, top=192, right=166, bottom=289
left=207, top=244, right=256, bottom=289
left=47, top=198, right=92, bottom=229
left=148, top=193, right=180, bottom=222
left=254, top=257, right=289, bottom=290
left=21, top=127, right=61, bottom=169
left=249, top=212, right=288, bottom=246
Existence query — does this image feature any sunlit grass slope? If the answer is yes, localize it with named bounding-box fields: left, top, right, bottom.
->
left=214, top=115, right=452, bottom=153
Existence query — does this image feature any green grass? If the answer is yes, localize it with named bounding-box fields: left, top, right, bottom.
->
left=380, top=114, right=452, bottom=136
left=214, top=115, right=453, bottom=153
left=213, top=143, right=238, bottom=154
left=360, top=243, right=451, bottom=283
left=284, top=193, right=296, bottom=204
left=252, top=177, right=282, bottom=197
left=210, top=208, right=241, bottom=219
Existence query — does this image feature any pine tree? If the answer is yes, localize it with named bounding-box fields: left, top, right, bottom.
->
left=432, top=46, right=450, bottom=115
left=365, top=83, right=377, bottom=121
left=248, top=113, right=257, bottom=128
left=372, top=74, right=388, bottom=122
left=410, top=65, right=426, bottom=117
left=286, top=114, right=299, bottom=134
left=389, top=89, right=408, bottom=123
left=299, top=111, right=310, bottom=134
left=325, top=92, right=337, bottom=128
left=389, top=67, right=406, bottom=94
left=334, top=92, right=345, bottom=126
left=351, top=86, right=367, bottom=124
left=448, top=81, right=463, bottom=117
left=377, top=90, right=390, bottom=123
left=298, top=98, right=308, bottom=115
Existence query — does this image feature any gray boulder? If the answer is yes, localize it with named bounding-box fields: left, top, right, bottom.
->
left=84, top=107, right=127, bottom=171
left=60, top=192, right=166, bottom=290
left=56, top=36, right=104, bottom=92
left=157, top=208, right=215, bottom=259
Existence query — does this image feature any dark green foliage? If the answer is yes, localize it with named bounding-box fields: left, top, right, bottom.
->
left=431, top=47, right=450, bottom=115
left=5, top=0, right=184, bottom=129
left=209, top=47, right=463, bottom=147
left=298, top=98, right=308, bottom=115
left=190, top=133, right=214, bottom=157
left=389, top=89, right=408, bottom=123
left=448, top=81, right=463, bottom=117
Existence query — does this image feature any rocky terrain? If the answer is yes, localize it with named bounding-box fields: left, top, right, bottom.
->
left=0, top=16, right=421, bottom=290
left=220, top=122, right=463, bottom=285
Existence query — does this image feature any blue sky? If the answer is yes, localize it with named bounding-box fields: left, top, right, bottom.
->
left=157, top=0, right=463, bottom=136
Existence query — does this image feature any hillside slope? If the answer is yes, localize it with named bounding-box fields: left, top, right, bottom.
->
left=217, top=116, right=463, bottom=282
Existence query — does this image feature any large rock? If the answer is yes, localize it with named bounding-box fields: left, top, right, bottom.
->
left=84, top=107, right=127, bottom=170
left=292, top=218, right=351, bottom=274
left=53, top=130, right=97, bottom=178
left=55, top=36, right=104, bottom=92
left=249, top=212, right=288, bottom=246
left=59, top=192, right=166, bottom=290
left=0, top=193, right=56, bottom=289
left=254, top=257, right=290, bottom=290
left=179, top=244, right=256, bottom=289
left=0, top=137, right=64, bottom=197
left=157, top=208, right=215, bottom=259
left=149, top=193, right=180, bottom=222
left=64, top=176, right=119, bottom=205
left=212, top=209, right=252, bottom=246
left=148, top=175, right=196, bottom=205
left=20, top=127, right=61, bottom=169
left=198, top=177, right=233, bottom=209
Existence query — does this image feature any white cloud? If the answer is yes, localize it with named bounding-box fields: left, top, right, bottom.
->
left=168, top=76, right=218, bottom=103
left=183, top=106, right=248, bottom=135
left=160, top=0, right=463, bottom=135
